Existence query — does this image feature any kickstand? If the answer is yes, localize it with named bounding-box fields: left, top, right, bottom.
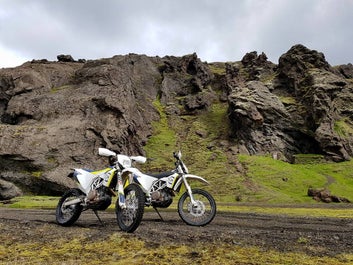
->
left=153, top=207, right=164, bottom=222
left=93, top=210, right=104, bottom=226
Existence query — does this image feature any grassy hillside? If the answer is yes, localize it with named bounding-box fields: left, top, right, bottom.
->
left=237, top=155, right=353, bottom=203
left=142, top=100, right=353, bottom=204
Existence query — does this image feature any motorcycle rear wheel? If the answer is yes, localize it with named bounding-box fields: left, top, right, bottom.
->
left=178, top=188, right=216, bottom=226
left=56, top=188, right=83, bottom=226
left=116, top=184, right=145, bottom=233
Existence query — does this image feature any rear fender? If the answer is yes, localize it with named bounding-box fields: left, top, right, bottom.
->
left=69, top=169, right=95, bottom=194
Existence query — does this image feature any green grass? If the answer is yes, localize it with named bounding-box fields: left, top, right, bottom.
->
left=237, top=155, right=353, bottom=203
left=218, top=203, right=353, bottom=218
left=334, top=118, right=353, bottom=138
left=279, top=96, right=297, bottom=105
left=142, top=99, right=177, bottom=171
left=50, top=85, right=72, bottom=93
left=1, top=232, right=352, bottom=265
left=4, top=195, right=353, bottom=219
left=1, top=196, right=59, bottom=209
left=208, top=63, right=226, bottom=75
left=173, top=103, right=233, bottom=183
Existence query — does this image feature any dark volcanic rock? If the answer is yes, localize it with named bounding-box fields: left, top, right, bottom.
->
left=0, top=55, right=162, bottom=197
left=0, top=53, right=214, bottom=198
left=228, top=44, right=353, bottom=161
left=227, top=80, right=314, bottom=158
left=308, top=188, right=350, bottom=203
left=240, top=51, right=276, bottom=82
left=158, top=53, right=214, bottom=111
left=336, top=63, right=353, bottom=79
left=57, top=54, right=75, bottom=62
left=278, top=44, right=331, bottom=83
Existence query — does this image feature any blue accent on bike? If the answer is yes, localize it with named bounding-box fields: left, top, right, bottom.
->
left=133, top=174, right=140, bottom=184
left=119, top=194, right=125, bottom=204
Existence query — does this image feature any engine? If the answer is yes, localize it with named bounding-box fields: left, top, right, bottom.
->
left=151, top=188, right=173, bottom=208
left=87, top=186, right=112, bottom=210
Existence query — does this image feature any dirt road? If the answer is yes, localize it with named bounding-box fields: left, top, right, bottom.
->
left=1, top=207, right=353, bottom=256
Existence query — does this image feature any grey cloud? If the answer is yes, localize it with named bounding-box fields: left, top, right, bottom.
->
left=0, top=0, right=352, bottom=67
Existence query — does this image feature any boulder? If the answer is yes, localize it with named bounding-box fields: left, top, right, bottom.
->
left=57, top=54, right=75, bottom=62
left=308, top=188, right=350, bottom=203
left=0, top=179, right=22, bottom=200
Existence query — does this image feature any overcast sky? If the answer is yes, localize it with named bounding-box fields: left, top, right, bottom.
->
left=1, top=0, right=352, bottom=68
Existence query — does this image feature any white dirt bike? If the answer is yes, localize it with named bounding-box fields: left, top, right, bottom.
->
left=55, top=148, right=146, bottom=233
left=99, top=148, right=217, bottom=226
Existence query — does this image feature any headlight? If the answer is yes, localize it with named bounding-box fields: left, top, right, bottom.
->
left=122, top=159, right=131, bottom=168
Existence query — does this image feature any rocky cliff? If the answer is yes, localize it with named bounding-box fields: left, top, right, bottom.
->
left=1, top=44, right=353, bottom=199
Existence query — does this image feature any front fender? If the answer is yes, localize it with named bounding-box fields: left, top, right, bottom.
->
left=121, top=168, right=140, bottom=184
left=120, top=168, right=150, bottom=192
left=184, top=174, right=209, bottom=184
left=121, top=168, right=142, bottom=179
left=174, top=174, right=209, bottom=190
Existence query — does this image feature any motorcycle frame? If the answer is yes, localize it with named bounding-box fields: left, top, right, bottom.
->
left=63, top=167, right=119, bottom=208
left=120, top=164, right=209, bottom=206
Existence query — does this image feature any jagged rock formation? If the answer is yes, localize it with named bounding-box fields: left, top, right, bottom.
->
left=227, top=44, right=353, bottom=162
left=1, top=45, right=353, bottom=199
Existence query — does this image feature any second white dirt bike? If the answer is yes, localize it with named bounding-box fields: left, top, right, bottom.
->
left=99, top=148, right=217, bottom=226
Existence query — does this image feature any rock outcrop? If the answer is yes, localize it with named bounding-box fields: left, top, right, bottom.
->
left=227, top=44, right=353, bottom=161
left=1, top=44, right=353, bottom=199
left=0, top=53, right=212, bottom=197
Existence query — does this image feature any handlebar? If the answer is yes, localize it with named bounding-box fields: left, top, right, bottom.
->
left=173, top=150, right=182, bottom=160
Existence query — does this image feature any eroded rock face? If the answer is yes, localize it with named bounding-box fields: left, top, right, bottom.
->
left=228, top=81, right=297, bottom=157
left=0, top=53, right=213, bottom=198
left=227, top=44, right=353, bottom=161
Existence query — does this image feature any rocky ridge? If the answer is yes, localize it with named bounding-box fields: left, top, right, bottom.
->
left=1, top=44, right=353, bottom=199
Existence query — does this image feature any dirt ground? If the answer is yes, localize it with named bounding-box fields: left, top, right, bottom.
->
left=1, top=207, right=353, bottom=257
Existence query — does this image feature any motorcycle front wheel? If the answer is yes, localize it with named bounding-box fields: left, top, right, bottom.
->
left=56, top=188, right=83, bottom=226
left=116, top=184, right=145, bottom=233
left=178, top=188, right=216, bottom=226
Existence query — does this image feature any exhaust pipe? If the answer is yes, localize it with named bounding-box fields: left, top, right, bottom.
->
left=63, top=198, right=82, bottom=207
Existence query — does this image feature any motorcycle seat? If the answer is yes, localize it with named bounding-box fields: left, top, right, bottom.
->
left=147, top=171, right=175, bottom=179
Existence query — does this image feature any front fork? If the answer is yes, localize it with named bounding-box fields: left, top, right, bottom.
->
left=182, top=175, right=196, bottom=205
left=117, top=173, right=126, bottom=209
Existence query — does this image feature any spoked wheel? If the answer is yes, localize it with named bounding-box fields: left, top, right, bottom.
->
left=178, top=189, right=216, bottom=226
left=56, top=188, right=83, bottom=226
left=116, top=184, right=145, bottom=233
